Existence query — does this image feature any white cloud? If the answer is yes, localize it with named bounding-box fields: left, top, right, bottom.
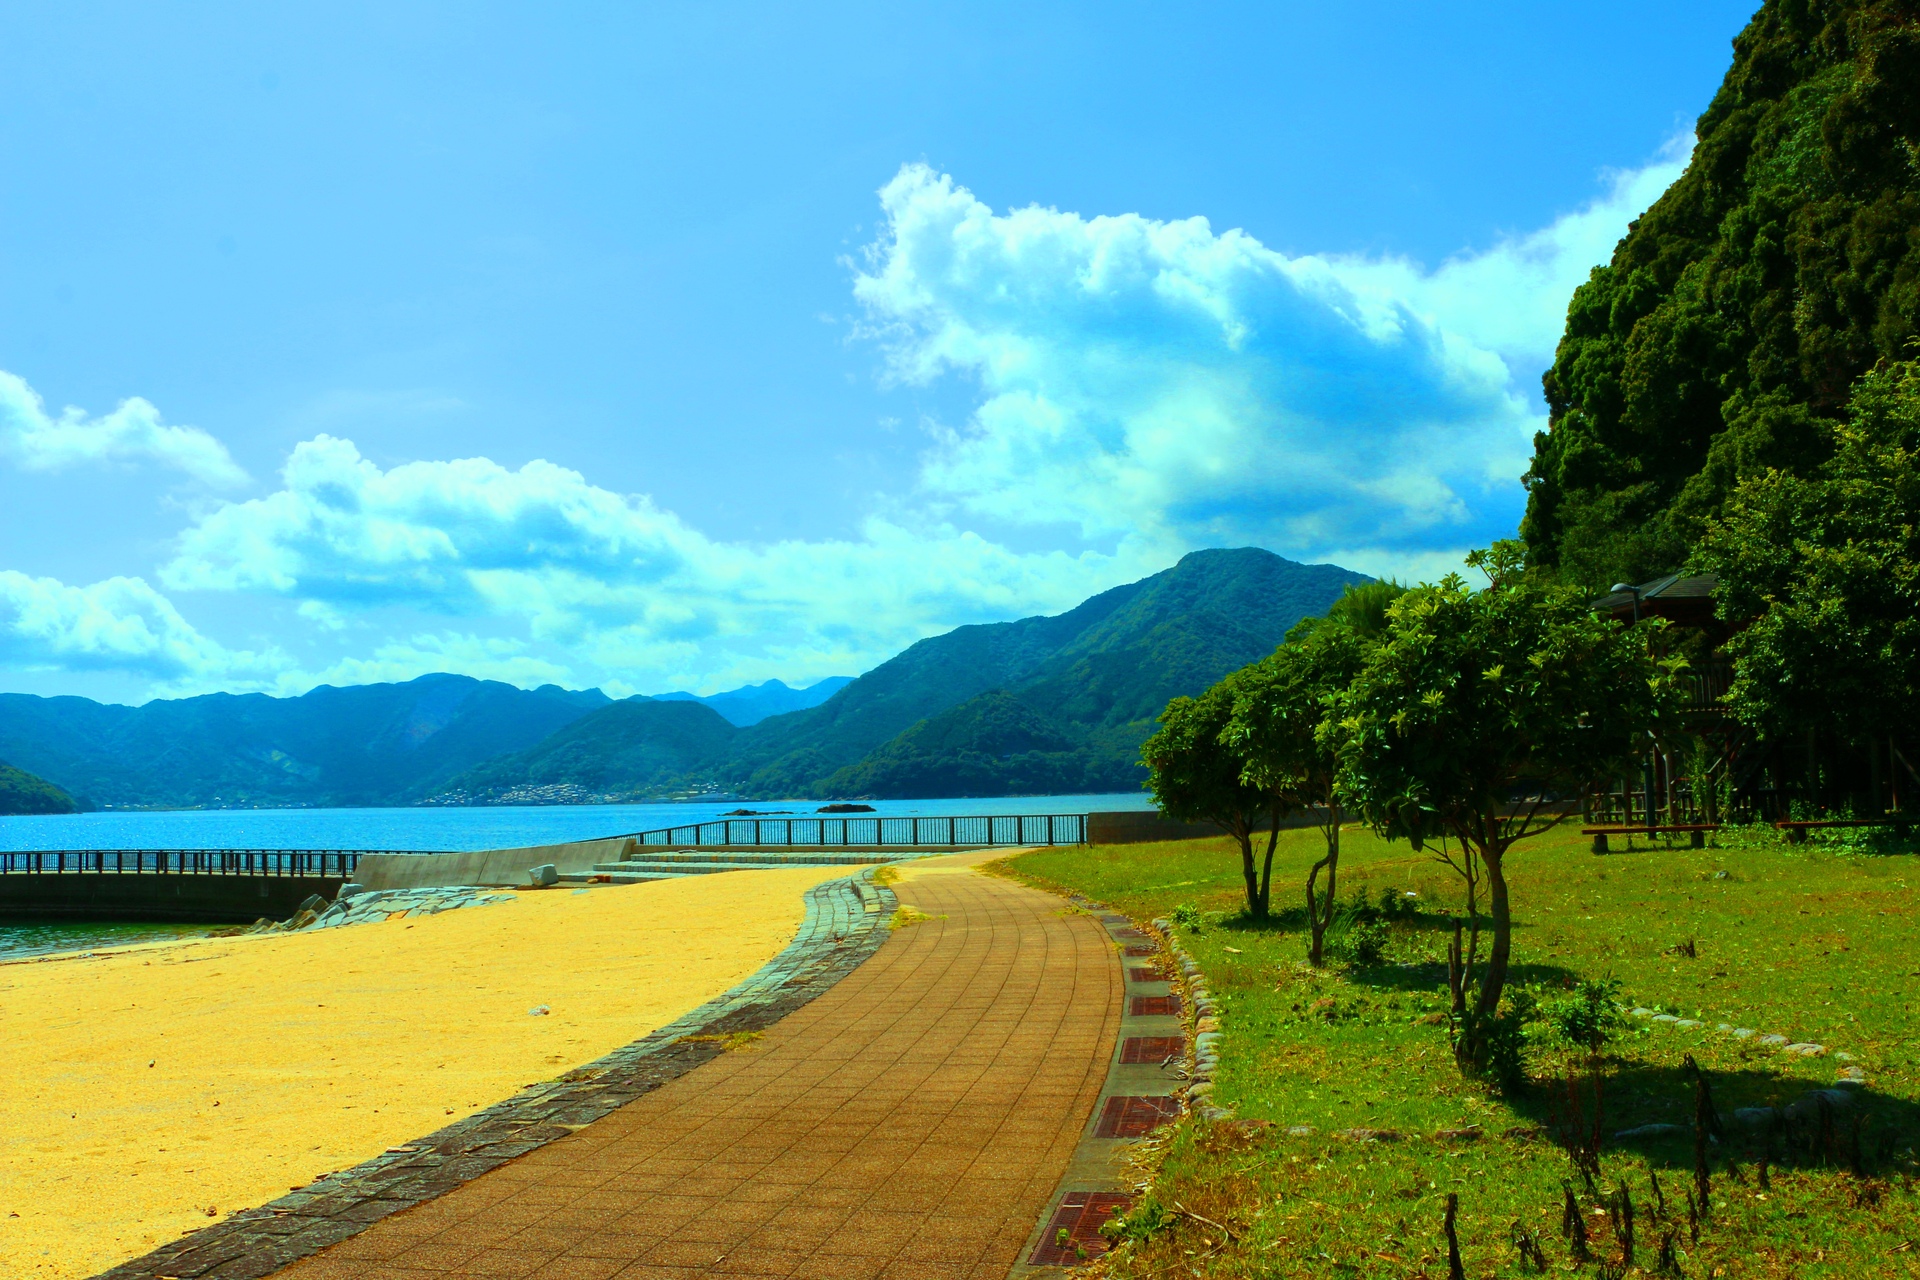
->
left=0, top=370, right=249, bottom=487
left=0, top=570, right=284, bottom=690
left=12, top=146, right=1688, bottom=697
left=855, top=146, right=1691, bottom=572
left=160, top=435, right=1156, bottom=692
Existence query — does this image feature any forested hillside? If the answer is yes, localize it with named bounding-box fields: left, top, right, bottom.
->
left=0, top=676, right=610, bottom=808
left=1522, top=0, right=1920, bottom=586
left=0, top=760, right=80, bottom=815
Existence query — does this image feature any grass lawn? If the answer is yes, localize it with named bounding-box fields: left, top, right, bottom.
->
left=1003, top=823, right=1920, bottom=1279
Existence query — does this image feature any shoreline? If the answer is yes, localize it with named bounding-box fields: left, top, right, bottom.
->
left=0, top=866, right=849, bottom=1280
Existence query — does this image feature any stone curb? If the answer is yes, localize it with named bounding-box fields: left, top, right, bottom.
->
left=1625, top=1006, right=1867, bottom=1085
left=90, top=871, right=898, bottom=1280
left=1006, top=896, right=1191, bottom=1275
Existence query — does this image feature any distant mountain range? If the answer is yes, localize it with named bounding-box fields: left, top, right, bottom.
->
left=0, top=548, right=1364, bottom=808
left=647, top=677, right=853, bottom=727
left=0, top=760, right=78, bottom=815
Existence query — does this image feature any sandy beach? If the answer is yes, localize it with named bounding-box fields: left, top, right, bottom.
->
left=0, top=866, right=848, bottom=1279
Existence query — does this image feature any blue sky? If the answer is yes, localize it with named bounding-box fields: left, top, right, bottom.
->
left=0, top=0, right=1757, bottom=703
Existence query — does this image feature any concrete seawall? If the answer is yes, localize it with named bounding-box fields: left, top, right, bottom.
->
left=0, top=873, right=345, bottom=924
left=353, top=836, right=639, bottom=889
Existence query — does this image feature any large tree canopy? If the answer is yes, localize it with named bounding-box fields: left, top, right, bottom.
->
left=1331, top=544, right=1680, bottom=1069
left=1522, top=0, right=1920, bottom=588
left=1697, top=358, right=1920, bottom=747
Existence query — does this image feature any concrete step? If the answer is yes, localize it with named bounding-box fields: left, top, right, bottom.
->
left=591, top=860, right=780, bottom=877
left=607, top=850, right=912, bottom=867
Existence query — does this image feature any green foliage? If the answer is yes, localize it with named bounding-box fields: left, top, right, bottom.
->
left=1521, top=0, right=1920, bottom=587
left=1458, top=988, right=1537, bottom=1091
left=0, top=759, right=79, bottom=815
left=1330, top=542, right=1681, bottom=1048
left=1697, top=358, right=1920, bottom=745
left=1543, top=977, right=1627, bottom=1055
left=1326, top=915, right=1390, bottom=967
left=1170, top=902, right=1206, bottom=931
left=1331, top=543, right=1680, bottom=852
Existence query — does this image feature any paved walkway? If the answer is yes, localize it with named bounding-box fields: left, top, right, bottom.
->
left=276, top=856, right=1122, bottom=1279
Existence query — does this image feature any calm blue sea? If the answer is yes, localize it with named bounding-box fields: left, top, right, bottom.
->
left=0, top=794, right=1153, bottom=960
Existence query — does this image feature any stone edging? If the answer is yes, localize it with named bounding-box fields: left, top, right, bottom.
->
left=91, top=871, right=898, bottom=1280
left=1156, top=916, right=1226, bottom=1122
left=1626, top=1005, right=1867, bottom=1085
left=1007, top=897, right=1192, bottom=1275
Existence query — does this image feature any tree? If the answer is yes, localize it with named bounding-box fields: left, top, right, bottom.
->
left=1226, top=581, right=1403, bottom=964
left=1697, top=358, right=1920, bottom=771
left=1330, top=542, right=1679, bottom=1072
left=1142, top=675, right=1282, bottom=919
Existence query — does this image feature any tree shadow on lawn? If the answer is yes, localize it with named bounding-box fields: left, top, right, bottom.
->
left=1212, top=909, right=1576, bottom=994
left=1507, top=1059, right=1920, bottom=1183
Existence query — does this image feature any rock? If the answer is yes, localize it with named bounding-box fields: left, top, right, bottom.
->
left=1675, top=1019, right=1703, bottom=1029
left=1732, top=1028, right=1756, bottom=1039
left=295, top=894, right=328, bottom=915
left=1334, top=1127, right=1402, bottom=1143
left=1834, top=1050, right=1854, bottom=1062
left=1733, top=1107, right=1778, bottom=1129
left=1783, top=1042, right=1825, bottom=1057
left=1630, top=1007, right=1655, bottom=1018
left=526, top=864, right=560, bottom=888
left=528, top=1005, right=551, bottom=1016
left=1284, top=1125, right=1317, bottom=1137
left=1653, top=1014, right=1680, bottom=1024
left=1757, top=1033, right=1788, bottom=1046
left=1783, top=1089, right=1853, bottom=1120
left=337, top=883, right=369, bottom=899
left=1434, top=1125, right=1484, bottom=1142
left=1614, top=1124, right=1689, bottom=1140
left=1836, top=1066, right=1867, bottom=1084
left=1713, top=870, right=1731, bottom=879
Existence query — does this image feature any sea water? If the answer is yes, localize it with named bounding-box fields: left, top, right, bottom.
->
left=0, top=793, right=1154, bottom=959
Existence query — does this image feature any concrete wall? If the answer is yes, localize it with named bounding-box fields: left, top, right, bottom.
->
left=1085, top=809, right=1325, bottom=845
left=0, top=873, right=344, bottom=924
left=354, top=835, right=638, bottom=890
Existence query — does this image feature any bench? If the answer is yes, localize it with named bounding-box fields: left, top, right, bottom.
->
left=1774, top=817, right=1915, bottom=845
left=1583, top=824, right=1720, bottom=853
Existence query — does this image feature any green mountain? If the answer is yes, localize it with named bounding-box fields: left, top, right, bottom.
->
left=1521, top=0, right=1920, bottom=587
left=440, top=699, right=739, bottom=802
left=720, top=547, right=1367, bottom=798
left=0, top=674, right=610, bottom=808
left=0, top=760, right=80, bottom=815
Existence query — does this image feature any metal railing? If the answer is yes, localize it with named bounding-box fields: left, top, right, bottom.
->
left=632, top=813, right=1086, bottom=849
left=0, top=849, right=415, bottom=877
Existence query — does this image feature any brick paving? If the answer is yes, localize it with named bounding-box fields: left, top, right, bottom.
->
left=273, top=859, right=1121, bottom=1279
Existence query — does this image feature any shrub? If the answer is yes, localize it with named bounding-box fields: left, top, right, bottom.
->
left=1329, top=916, right=1391, bottom=966
left=1458, top=989, right=1537, bottom=1090
left=1171, top=902, right=1205, bottom=932
left=1544, top=978, right=1625, bottom=1056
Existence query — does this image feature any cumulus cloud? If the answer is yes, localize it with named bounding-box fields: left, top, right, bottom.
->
left=14, top=147, right=1689, bottom=696
left=160, top=435, right=1154, bottom=691
left=856, top=145, right=1690, bottom=572
left=0, top=369, right=249, bottom=487
left=0, top=570, right=284, bottom=690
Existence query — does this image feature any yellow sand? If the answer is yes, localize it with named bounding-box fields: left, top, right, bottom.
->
left=0, top=866, right=847, bottom=1279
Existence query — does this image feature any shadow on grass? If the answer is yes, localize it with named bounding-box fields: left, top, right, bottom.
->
left=1505, top=1060, right=1920, bottom=1183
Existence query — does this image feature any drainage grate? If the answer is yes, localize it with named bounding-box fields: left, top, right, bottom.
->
left=1119, top=1036, right=1186, bottom=1064
left=1127, top=966, right=1162, bottom=983
left=1094, top=1094, right=1181, bottom=1138
left=1129, top=994, right=1181, bottom=1017
left=1123, top=943, right=1157, bottom=957
left=1029, top=1191, right=1131, bottom=1265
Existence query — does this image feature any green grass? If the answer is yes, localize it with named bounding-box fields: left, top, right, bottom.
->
left=1005, top=823, right=1920, bottom=1278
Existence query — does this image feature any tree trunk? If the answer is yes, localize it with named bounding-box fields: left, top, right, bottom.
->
left=1255, top=804, right=1281, bottom=916
left=1473, top=840, right=1512, bottom=1020
left=1305, top=804, right=1342, bottom=965
left=1234, top=821, right=1263, bottom=918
